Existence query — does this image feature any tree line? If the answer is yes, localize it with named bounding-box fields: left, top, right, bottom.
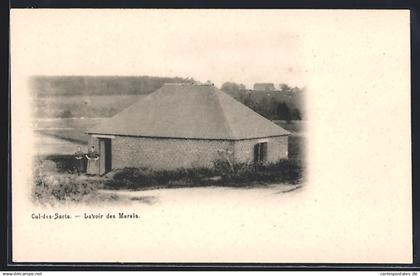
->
left=31, top=76, right=305, bottom=122
left=221, top=82, right=305, bottom=122
left=31, top=76, right=195, bottom=97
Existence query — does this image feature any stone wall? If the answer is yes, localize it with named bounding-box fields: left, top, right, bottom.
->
left=233, top=136, right=288, bottom=164
left=88, top=135, right=288, bottom=171
left=90, top=136, right=234, bottom=170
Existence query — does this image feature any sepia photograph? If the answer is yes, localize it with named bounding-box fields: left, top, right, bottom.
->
left=10, top=9, right=411, bottom=263
left=31, top=76, right=306, bottom=205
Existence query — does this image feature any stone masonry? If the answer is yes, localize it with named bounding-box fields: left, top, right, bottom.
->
left=89, top=135, right=288, bottom=171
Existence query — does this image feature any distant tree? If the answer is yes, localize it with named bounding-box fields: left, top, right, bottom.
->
left=279, top=83, right=306, bottom=94
left=276, top=102, right=292, bottom=123
left=292, top=108, right=302, bottom=120
left=291, top=86, right=302, bottom=93
left=279, top=83, right=292, bottom=91
left=243, top=94, right=254, bottom=109
left=221, top=82, right=246, bottom=93
left=60, top=110, right=73, bottom=118
left=259, top=97, right=271, bottom=118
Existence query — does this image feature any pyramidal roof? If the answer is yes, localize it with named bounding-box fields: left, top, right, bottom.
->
left=88, top=83, right=290, bottom=140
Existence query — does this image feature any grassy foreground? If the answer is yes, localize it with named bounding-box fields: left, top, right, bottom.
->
left=32, top=158, right=119, bottom=205
left=32, top=155, right=303, bottom=205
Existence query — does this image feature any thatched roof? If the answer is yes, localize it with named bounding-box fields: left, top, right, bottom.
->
left=88, top=83, right=290, bottom=140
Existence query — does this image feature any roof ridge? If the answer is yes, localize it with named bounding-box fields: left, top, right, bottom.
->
left=212, top=87, right=237, bottom=140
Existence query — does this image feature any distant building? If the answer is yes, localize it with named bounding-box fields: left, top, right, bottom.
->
left=253, top=83, right=276, bottom=91
left=87, top=83, right=290, bottom=175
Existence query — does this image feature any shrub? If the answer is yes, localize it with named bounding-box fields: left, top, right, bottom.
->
left=32, top=158, right=103, bottom=204
left=105, top=166, right=216, bottom=190
left=257, top=159, right=303, bottom=184
left=104, top=158, right=303, bottom=190
left=60, top=109, right=73, bottom=118
left=111, top=167, right=159, bottom=189
left=43, top=154, right=85, bottom=173
left=33, top=172, right=98, bottom=204
left=214, top=158, right=304, bottom=184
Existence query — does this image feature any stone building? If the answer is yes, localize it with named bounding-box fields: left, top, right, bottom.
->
left=253, top=83, right=276, bottom=91
left=87, top=83, right=290, bottom=175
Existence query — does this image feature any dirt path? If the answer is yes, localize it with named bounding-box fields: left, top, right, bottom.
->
left=98, top=183, right=303, bottom=205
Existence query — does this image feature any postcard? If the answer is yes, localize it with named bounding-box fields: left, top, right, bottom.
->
left=10, top=9, right=412, bottom=263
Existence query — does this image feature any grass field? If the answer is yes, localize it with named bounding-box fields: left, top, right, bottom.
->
left=33, top=95, right=146, bottom=118
left=34, top=117, right=105, bottom=144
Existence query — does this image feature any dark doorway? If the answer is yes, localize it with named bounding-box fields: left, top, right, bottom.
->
left=254, top=142, right=268, bottom=163
left=99, top=138, right=112, bottom=175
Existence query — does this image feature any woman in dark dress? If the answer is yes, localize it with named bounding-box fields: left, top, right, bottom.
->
left=86, top=146, right=100, bottom=176
left=74, top=146, right=85, bottom=175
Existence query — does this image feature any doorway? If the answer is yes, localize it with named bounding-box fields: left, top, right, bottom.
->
left=99, top=138, right=112, bottom=175
left=254, top=142, right=267, bottom=163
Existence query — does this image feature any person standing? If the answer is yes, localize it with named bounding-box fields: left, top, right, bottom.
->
left=74, top=146, right=85, bottom=175
left=86, top=146, right=100, bottom=176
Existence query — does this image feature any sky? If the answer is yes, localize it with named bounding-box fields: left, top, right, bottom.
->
left=11, top=9, right=307, bottom=89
